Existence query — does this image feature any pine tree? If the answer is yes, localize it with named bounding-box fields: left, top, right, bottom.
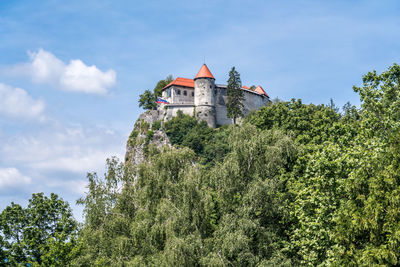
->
left=226, top=67, right=244, bottom=124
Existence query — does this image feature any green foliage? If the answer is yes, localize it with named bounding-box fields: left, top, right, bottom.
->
left=226, top=66, right=244, bottom=124
left=151, top=120, right=161, bottom=131
left=138, top=89, right=157, bottom=110
left=143, top=130, right=155, bottom=156
left=153, top=74, right=173, bottom=97
left=0, top=193, right=80, bottom=266
left=287, top=143, right=351, bottom=265
left=247, top=98, right=343, bottom=145
left=145, top=130, right=154, bottom=144
left=165, top=110, right=198, bottom=145
left=75, top=157, right=126, bottom=266
left=128, top=130, right=138, bottom=147
left=284, top=63, right=400, bottom=265
left=353, top=63, right=400, bottom=139
left=77, top=123, right=298, bottom=265
left=138, top=75, right=173, bottom=110
left=164, top=111, right=230, bottom=166
left=205, top=125, right=297, bottom=266
left=331, top=64, right=400, bottom=265
left=140, top=120, right=150, bottom=133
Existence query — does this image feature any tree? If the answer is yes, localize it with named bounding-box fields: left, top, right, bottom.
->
left=246, top=98, right=342, bottom=145
left=226, top=67, right=244, bottom=124
left=75, top=157, right=127, bottom=265
left=138, top=89, right=157, bottom=110
left=138, top=75, right=174, bottom=110
left=331, top=63, right=400, bottom=265
left=328, top=98, right=339, bottom=112
left=0, top=193, right=80, bottom=266
left=153, top=74, right=173, bottom=97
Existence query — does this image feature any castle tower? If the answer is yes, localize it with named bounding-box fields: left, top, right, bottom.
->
left=194, top=64, right=216, bottom=128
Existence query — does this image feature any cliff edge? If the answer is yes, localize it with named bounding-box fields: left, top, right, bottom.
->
left=125, top=110, right=171, bottom=166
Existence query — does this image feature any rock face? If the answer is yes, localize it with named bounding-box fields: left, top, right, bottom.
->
left=125, top=110, right=171, bottom=166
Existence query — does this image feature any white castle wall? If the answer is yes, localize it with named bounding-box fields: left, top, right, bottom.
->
left=163, top=86, right=194, bottom=104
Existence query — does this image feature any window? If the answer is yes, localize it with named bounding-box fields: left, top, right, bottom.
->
left=192, top=92, right=194, bottom=97
left=167, top=89, right=171, bottom=97
left=177, top=89, right=181, bottom=95
left=183, top=90, right=187, bottom=96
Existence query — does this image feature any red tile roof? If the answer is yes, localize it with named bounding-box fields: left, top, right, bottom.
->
left=195, top=64, right=215, bottom=79
left=254, top=85, right=270, bottom=97
left=163, top=77, right=194, bottom=90
left=162, top=69, right=269, bottom=98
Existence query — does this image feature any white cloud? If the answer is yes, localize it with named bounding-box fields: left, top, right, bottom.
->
left=48, top=179, right=88, bottom=195
left=60, top=59, right=116, bottom=94
left=9, top=49, right=116, bottom=94
left=0, top=167, right=32, bottom=189
left=1, top=124, right=125, bottom=174
left=28, top=49, right=65, bottom=83
left=0, top=83, right=45, bottom=120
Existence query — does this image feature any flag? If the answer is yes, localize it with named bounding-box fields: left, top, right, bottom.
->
left=157, top=97, right=169, bottom=104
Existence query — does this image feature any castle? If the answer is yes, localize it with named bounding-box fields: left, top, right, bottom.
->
left=160, top=64, right=270, bottom=127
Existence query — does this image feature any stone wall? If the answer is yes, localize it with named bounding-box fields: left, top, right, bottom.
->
left=194, top=77, right=216, bottom=127
left=215, top=87, right=232, bottom=125
left=194, top=78, right=215, bottom=106
left=242, top=90, right=269, bottom=115
left=215, top=87, right=269, bottom=126
left=195, top=105, right=216, bottom=128
left=136, top=109, right=163, bottom=126
left=164, top=104, right=195, bottom=121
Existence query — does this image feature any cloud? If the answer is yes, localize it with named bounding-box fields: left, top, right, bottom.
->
left=0, top=124, right=125, bottom=174
left=27, top=49, right=65, bottom=83
left=47, top=179, right=88, bottom=195
left=0, top=83, right=45, bottom=120
left=0, top=167, right=32, bottom=189
left=60, top=59, right=116, bottom=94
left=9, top=49, right=116, bottom=94
left=0, top=123, right=124, bottom=217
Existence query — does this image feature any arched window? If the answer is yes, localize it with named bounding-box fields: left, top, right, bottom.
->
left=192, top=92, right=194, bottom=97
left=177, top=89, right=181, bottom=95
left=183, top=90, right=187, bottom=96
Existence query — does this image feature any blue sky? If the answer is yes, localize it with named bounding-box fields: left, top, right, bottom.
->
left=0, top=0, right=399, bottom=220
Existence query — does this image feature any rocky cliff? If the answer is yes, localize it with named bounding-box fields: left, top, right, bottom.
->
left=125, top=110, right=171, bottom=166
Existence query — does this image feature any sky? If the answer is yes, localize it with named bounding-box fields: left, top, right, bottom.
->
left=0, top=0, right=399, bottom=221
